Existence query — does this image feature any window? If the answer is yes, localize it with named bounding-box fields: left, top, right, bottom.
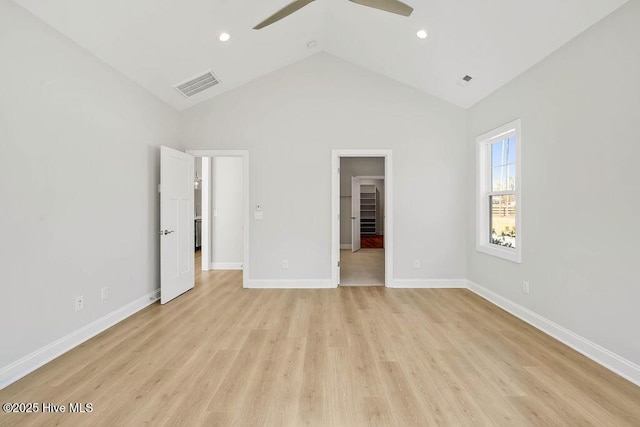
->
left=476, top=119, right=521, bottom=262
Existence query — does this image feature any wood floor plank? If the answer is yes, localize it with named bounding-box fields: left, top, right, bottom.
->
left=377, top=361, right=433, bottom=426
left=207, top=329, right=268, bottom=412
left=297, top=331, right=327, bottom=426
left=359, top=396, right=393, bottom=426
left=1, top=255, right=640, bottom=426
left=262, top=337, right=306, bottom=427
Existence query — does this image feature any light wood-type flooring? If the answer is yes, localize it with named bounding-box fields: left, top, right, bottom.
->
left=1, top=259, right=640, bottom=426
left=340, top=249, right=385, bottom=286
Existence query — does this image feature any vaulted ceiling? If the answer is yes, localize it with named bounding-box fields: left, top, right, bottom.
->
left=14, top=0, right=628, bottom=110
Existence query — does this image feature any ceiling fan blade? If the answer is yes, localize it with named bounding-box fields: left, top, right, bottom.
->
left=349, top=0, right=413, bottom=17
left=253, top=0, right=316, bottom=29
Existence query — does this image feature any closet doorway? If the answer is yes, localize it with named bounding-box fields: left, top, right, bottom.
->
left=331, top=150, right=393, bottom=287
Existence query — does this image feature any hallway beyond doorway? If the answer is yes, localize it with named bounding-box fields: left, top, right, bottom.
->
left=340, top=249, right=384, bottom=286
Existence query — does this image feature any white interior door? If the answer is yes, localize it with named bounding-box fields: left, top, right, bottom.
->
left=351, top=177, right=361, bottom=252
left=160, top=146, right=195, bottom=304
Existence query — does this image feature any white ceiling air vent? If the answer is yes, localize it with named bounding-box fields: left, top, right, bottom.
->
left=174, top=70, right=220, bottom=98
left=458, top=75, right=473, bottom=87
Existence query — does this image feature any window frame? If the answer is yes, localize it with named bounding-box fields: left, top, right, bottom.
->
left=476, top=119, right=522, bottom=263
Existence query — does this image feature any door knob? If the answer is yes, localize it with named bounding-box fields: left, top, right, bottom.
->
left=351, top=217, right=356, bottom=219
left=159, top=230, right=175, bottom=235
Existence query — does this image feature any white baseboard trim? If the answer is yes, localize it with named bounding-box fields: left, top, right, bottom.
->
left=245, top=279, right=335, bottom=289
left=211, top=262, right=243, bottom=270
left=388, top=279, right=467, bottom=289
left=0, top=289, right=160, bottom=390
left=467, top=280, right=640, bottom=387
left=340, top=244, right=352, bottom=249
left=340, top=283, right=384, bottom=287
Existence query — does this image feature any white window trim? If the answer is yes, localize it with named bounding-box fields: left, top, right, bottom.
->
left=476, top=119, right=522, bottom=263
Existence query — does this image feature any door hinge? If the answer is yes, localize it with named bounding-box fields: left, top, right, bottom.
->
left=337, top=167, right=340, bottom=174
left=158, top=184, right=161, bottom=193
left=338, top=261, right=340, bottom=267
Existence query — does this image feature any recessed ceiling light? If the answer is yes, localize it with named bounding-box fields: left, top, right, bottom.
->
left=219, top=32, right=231, bottom=42
left=307, top=40, right=317, bottom=49
left=416, top=30, right=428, bottom=39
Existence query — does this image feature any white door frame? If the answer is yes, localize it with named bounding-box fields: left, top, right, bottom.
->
left=186, top=150, right=250, bottom=288
left=332, top=149, right=392, bottom=287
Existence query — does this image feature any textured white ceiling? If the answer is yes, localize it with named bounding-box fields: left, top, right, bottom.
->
left=13, top=0, right=628, bottom=110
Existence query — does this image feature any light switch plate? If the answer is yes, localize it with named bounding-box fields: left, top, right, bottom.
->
left=255, top=211, right=264, bottom=220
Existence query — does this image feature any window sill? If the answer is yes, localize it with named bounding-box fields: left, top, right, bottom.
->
left=476, top=243, right=521, bottom=263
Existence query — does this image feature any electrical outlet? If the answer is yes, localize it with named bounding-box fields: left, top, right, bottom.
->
left=75, top=296, right=84, bottom=311
left=414, top=260, right=420, bottom=269
left=101, top=287, right=108, bottom=301
left=522, top=281, right=530, bottom=294
left=282, top=260, right=288, bottom=269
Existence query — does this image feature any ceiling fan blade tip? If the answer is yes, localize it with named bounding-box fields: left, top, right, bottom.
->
left=349, top=0, right=413, bottom=17
left=253, top=0, right=316, bottom=29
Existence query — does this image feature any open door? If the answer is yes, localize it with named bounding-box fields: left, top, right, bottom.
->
left=160, top=146, right=195, bottom=304
left=351, top=177, right=361, bottom=252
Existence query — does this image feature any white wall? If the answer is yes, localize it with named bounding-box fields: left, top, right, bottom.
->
left=466, top=0, right=640, bottom=366
left=0, top=0, right=179, bottom=374
left=339, top=157, right=385, bottom=245
left=194, top=157, right=202, bottom=218
left=210, top=157, right=244, bottom=268
left=181, top=53, right=468, bottom=282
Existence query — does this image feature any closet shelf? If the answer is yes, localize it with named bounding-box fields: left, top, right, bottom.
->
left=360, top=186, right=378, bottom=236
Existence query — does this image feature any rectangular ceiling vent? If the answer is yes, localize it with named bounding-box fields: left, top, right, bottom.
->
left=174, top=70, right=220, bottom=98
left=458, top=74, right=473, bottom=87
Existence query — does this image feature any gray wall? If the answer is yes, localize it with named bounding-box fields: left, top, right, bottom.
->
left=466, top=0, right=640, bottom=365
left=181, top=53, right=468, bottom=282
left=340, top=157, right=385, bottom=245
left=0, top=1, right=179, bottom=369
left=210, top=157, right=244, bottom=267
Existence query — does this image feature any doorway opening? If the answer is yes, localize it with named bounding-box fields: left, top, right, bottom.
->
left=194, top=157, right=203, bottom=271
left=341, top=161, right=385, bottom=286
left=332, top=150, right=393, bottom=287
left=186, top=150, right=250, bottom=288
